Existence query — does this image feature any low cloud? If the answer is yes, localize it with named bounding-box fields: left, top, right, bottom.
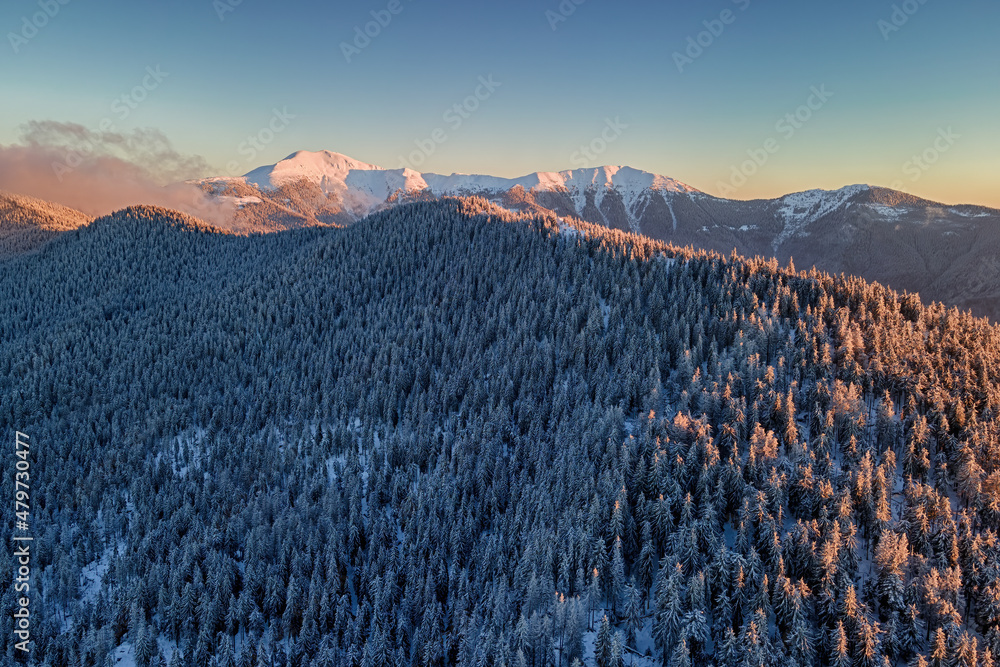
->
left=0, top=121, right=234, bottom=226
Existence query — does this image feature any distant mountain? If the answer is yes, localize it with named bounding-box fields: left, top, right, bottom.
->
left=0, top=191, right=90, bottom=258
left=195, top=151, right=1000, bottom=320
left=193, top=150, right=699, bottom=233
left=703, top=186, right=1000, bottom=322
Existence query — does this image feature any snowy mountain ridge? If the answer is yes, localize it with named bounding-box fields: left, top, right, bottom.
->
left=195, top=150, right=920, bottom=246
left=199, top=149, right=703, bottom=222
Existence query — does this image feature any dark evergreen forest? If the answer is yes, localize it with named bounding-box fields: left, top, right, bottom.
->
left=3, top=198, right=1000, bottom=667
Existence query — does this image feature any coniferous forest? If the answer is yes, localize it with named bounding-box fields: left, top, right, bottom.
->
left=5, top=197, right=1000, bottom=667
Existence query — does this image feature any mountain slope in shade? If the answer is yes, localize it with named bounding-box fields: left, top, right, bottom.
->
left=663, top=185, right=1000, bottom=322
left=194, top=150, right=1000, bottom=320
left=0, top=191, right=91, bottom=258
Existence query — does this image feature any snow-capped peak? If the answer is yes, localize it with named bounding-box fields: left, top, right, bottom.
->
left=222, top=150, right=703, bottom=220
left=244, top=150, right=384, bottom=190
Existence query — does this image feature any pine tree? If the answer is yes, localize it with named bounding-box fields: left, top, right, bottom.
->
left=624, top=582, right=642, bottom=649
left=588, top=569, right=603, bottom=631
left=595, top=615, right=613, bottom=667
left=668, top=638, right=691, bottom=667
left=902, top=603, right=923, bottom=658
left=563, top=599, right=586, bottom=666
left=830, top=620, right=851, bottom=667
left=928, top=627, right=948, bottom=667
left=611, top=537, right=627, bottom=619
left=874, top=531, right=908, bottom=619
left=682, top=609, right=709, bottom=658
left=653, top=563, right=684, bottom=658
left=609, top=631, right=625, bottom=667
left=134, top=623, right=154, bottom=667
left=716, top=627, right=739, bottom=667
left=217, top=635, right=237, bottom=667
left=854, top=619, right=882, bottom=667
left=788, top=617, right=815, bottom=666
left=952, top=632, right=978, bottom=667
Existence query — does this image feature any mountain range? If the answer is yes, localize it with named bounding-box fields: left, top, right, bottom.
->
left=4, top=148, right=1000, bottom=320
left=193, top=150, right=1000, bottom=320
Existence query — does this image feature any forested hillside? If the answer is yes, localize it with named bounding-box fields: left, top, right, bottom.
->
left=0, top=192, right=90, bottom=258
left=3, top=198, right=1000, bottom=667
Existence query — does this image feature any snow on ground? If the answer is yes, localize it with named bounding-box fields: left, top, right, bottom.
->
left=577, top=611, right=659, bottom=667
left=778, top=184, right=868, bottom=225
left=666, top=199, right=678, bottom=233
left=80, top=543, right=117, bottom=604
left=219, top=195, right=264, bottom=209
left=866, top=204, right=906, bottom=219
left=326, top=453, right=345, bottom=484
left=169, top=429, right=207, bottom=479
left=949, top=208, right=992, bottom=218
left=557, top=218, right=583, bottom=238
left=633, top=615, right=661, bottom=665
left=108, top=642, right=136, bottom=667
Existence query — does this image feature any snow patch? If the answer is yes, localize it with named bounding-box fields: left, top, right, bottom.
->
left=667, top=199, right=678, bottom=233
left=950, top=208, right=992, bottom=218
left=557, top=218, right=583, bottom=238
left=866, top=204, right=907, bottom=219
left=774, top=184, right=869, bottom=249
left=80, top=544, right=117, bottom=604
left=219, top=195, right=263, bottom=210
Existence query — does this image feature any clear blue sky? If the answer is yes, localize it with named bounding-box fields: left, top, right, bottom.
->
left=2, top=0, right=998, bottom=205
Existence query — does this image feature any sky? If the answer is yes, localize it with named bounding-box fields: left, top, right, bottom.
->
left=1, top=0, right=998, bottom=206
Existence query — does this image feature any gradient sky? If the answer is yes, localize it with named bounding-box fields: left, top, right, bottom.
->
left=2, top=0, right=998, bottom=206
